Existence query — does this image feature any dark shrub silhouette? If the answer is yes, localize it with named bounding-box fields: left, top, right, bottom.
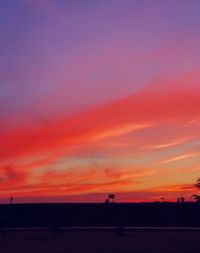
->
left=191, top=194, right=200, bottom=202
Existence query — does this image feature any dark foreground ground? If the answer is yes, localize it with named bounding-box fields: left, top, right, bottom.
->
left=1, top=229, right=200, bottom=253
left=1, top=202, right=200, bottom=228
left=1, top=203, right=200, bottom=252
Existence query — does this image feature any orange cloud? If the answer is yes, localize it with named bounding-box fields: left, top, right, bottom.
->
left=158, top=153, right=199, bottom=165
left=1, top=84, right=200, bottom=201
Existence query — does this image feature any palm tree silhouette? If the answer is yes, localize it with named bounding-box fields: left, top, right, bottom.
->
left=195, top=178, right=200, bottom=188
left=191, top=178, right=200, bottom=202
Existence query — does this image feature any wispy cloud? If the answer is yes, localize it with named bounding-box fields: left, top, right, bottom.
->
left=144, top=136, right=193, bottom=150
left=158, top=153, right=198, bottom=165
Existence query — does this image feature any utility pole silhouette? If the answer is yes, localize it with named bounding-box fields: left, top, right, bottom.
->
left=10, top=196, right=13, bottom=205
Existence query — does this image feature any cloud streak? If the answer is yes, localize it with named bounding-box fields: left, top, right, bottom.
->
left=1, top=82, right=200, bottom=201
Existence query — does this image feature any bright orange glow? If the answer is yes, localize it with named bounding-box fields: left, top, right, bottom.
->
left=1, top=83, right=200, bottom=203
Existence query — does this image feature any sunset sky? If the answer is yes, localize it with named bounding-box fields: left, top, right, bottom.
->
left=1, top=0, right=200, bottom=203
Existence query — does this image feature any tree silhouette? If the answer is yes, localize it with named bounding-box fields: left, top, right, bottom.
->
left=194, top=178, right=200, bottom=189
left=191, top=194, right=200, bottom=202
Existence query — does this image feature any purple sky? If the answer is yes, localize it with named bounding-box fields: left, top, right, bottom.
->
left=1, top=0, right=200, bottom=121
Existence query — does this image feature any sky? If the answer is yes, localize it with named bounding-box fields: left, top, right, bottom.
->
left=1, top=0, right=200, bottom=203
